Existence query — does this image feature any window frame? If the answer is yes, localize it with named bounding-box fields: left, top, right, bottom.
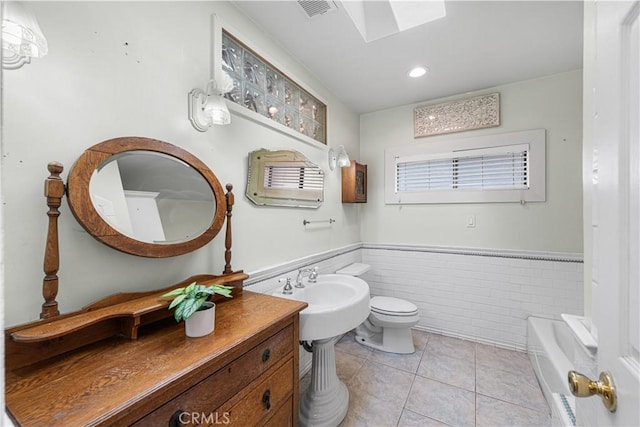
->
left=385, top=129, right=546, bottom=204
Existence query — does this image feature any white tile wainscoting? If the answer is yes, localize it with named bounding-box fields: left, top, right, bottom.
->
left=361, top=244, right=584, bottom=351
left=245, top=243, right=584, bottom=354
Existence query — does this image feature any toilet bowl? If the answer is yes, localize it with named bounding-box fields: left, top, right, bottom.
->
left=336, top=263, right=420, bottom=354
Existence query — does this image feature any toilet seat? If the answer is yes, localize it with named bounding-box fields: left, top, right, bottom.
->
left=370, top=296, right=418, bottom=317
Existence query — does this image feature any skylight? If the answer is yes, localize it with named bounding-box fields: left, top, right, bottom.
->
left=341, top=0, right=446, bottom=43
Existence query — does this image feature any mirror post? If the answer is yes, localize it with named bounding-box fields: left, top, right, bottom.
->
left=224, top=184, right=234, bottom=274
left=41, top=162, right=65, bottom=319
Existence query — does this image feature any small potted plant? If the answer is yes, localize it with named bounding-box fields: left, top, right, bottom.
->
left=163, top=282, right=234, bottom=337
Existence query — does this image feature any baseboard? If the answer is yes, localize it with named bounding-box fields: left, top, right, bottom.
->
left=412, top=325, right=528, bottom=353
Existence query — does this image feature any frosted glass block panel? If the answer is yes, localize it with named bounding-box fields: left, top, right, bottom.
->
left=266, top=97, right=284, bottom=124
left=221, top=36, right=242, bottom=74
left=313, top=121, right=325, bottom=142
left=243, top=83, right=265, bottom=115
left=243, top=52, right=265, bottom=88
left=300, top=115, right=313, bottom=138
left=284, top=105, right=299, bottom=130
left=224, top=73, right=243, bottom=105
left=222, top=30, right=326, bottom=144
left=299, top=90, right=312, bottom=117
left=266, top=67, right=284, bottom=101
left=284, top=80, right=299, bottom=108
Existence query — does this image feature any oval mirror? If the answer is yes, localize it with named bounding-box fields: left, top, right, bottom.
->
left=67, top=137, right=226, bottom=257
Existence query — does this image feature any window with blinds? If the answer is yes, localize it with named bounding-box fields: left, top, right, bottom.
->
left=385, top=129, right=545, bottom=204
left=395, top=144, right=529, bottom=193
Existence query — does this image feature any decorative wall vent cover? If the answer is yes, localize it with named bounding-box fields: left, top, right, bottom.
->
left=297, top=0, right=337, bottom=19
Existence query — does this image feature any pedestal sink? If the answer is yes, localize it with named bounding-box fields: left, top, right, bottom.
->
left=274, top=274, right=370, bottom=427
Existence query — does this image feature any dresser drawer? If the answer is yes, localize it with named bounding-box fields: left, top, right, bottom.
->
left=263, top=397, right=293, bottom=427
left=218, top=358, right=293, bottom=426
left=132, top=324, right=293, bottom=426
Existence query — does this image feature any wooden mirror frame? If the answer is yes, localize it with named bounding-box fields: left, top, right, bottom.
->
left=67, top=137, right=227, bottom=258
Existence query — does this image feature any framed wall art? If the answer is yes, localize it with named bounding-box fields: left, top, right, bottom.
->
left=414, top=93, right=500, bottom=138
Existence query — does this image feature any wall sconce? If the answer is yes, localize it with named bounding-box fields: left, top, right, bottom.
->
left=188, top=79, right=231, bottom=131
left=328, top=146, right=351, bottom=171
left=2, top=1, right=48, bottom=70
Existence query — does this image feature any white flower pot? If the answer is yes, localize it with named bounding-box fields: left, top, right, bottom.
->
left=184, top=302, right=215, bottom=337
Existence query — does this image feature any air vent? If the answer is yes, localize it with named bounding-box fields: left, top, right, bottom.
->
left=297, top=0, right=337, bottom=19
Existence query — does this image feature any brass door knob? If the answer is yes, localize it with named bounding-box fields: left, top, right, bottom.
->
left=568, top=370, right=617, bottom=412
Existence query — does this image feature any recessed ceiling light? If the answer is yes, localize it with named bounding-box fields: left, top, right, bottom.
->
left=408, top=67, right=428, bottom=78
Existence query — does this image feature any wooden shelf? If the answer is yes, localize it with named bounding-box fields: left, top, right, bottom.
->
left=6, top=272, right=247, bottom=371
left=11, top=272, right=247, bottom=343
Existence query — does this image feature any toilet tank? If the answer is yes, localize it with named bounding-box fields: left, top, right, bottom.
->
left=336, top=263, right=371, bottom=276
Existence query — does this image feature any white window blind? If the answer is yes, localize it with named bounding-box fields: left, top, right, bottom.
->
left=264, top=165, right=324, bottom=190
left=384, top=128, right=545, bottom=204
left=395, top=144, right=529, bottom=193
left=257, top=163, right=324, bottom=202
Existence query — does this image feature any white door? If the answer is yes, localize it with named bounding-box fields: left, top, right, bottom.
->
left=124, top=190, right=166, bottom=243
left=588, top=1, right=640, bottom=426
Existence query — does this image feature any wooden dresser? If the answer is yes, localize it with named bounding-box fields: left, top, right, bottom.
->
left=5, top=291, right=307, bottom=426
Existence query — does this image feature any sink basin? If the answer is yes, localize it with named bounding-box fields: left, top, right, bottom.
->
left=273, top=274, right=370, bottom=341
left=274, top=273, right=371, bottom=426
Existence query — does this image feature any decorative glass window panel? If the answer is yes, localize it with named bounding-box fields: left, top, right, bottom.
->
left=220, top=30, right=327, bottom=145
left=414, top=93, right=500, bottom=138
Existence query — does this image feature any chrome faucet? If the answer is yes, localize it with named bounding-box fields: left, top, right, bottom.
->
left=295, top=266, right=319, bottom=288
left=279, top=277, right=293, bottom=295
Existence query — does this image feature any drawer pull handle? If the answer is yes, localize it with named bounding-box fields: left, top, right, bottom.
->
left=262, top=348, right=271, bottom=362
left=262, top=389, right=271, bottom=410
left=169, top=410, right=185, bottom=427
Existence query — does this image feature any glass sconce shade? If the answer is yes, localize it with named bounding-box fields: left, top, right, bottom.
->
left=328, top=146, right=351, bottom=170
left=2, top=1, right=48, bottom=69
left=336, top=146, right=351, bottom=168
left=203, top=94, right=231, bottom=126
left=188, top=79, right=231, bottom=131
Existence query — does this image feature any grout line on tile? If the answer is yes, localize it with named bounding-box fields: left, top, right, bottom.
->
left=475, top=391, right=552, bottom=416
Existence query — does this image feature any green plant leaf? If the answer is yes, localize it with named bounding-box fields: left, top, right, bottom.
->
left=196, top=296, right=208, bottom=309
left=164, top=282, right=231, bottom=322
left=162, top=287, right=186, bottom=298
left=168, top=294, right=186, bottom=310
left=174, top=302, right=186, bottom=322
left=182, top=297, right=200, bottom=320
left=184, top=282, right=197, bottom=295
left=209, top=284, right=234, bottom=298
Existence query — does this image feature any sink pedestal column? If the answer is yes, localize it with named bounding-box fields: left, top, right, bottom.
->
left=299, top=336, right=349, bottom=427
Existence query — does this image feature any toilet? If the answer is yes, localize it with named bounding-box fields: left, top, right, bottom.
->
left=336, top=263, right=420, bottom=354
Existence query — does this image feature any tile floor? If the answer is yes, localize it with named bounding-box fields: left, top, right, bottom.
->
left=299, top=331, right=551, bottom=427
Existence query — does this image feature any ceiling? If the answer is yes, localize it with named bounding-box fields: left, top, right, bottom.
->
left=232, top=1, right=584, bottom=114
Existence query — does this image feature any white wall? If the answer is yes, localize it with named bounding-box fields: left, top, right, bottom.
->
left=359, top=71, right=584, bottom=254
left=1, top=1, right=360, bottom=326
